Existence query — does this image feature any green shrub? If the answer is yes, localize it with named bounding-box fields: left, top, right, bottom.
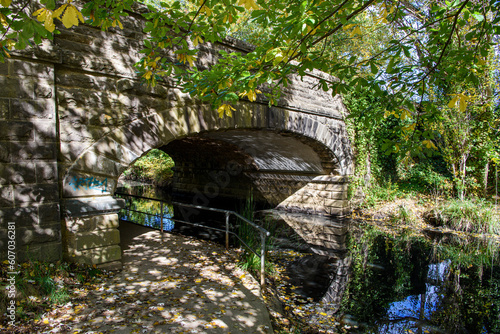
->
left=399, top=162, right=453, bottom=195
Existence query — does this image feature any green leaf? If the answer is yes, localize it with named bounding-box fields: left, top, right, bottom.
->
left=472, top=12, right=484, bottom=21
left=370, top=62, right=378, bottom=75
left=386, top=57, right=395, bottom=74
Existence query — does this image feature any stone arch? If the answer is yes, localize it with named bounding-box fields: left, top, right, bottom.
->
left=0, top=9, right=353, bottom=267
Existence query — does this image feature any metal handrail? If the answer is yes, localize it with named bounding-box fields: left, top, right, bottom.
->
left=115, top=192, right=270, bottom=286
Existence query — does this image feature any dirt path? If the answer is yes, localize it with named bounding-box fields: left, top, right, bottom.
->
left=40, top=222, right=273, bottom=333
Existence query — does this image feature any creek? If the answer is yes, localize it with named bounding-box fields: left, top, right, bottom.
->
left=116, top=183, right=500, bottom=333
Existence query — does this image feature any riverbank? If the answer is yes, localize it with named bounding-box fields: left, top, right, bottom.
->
left=353, top=196, right=500, bottom=241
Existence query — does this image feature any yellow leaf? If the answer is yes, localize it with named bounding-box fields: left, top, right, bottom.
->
left=217, top=104, right=235, bottom=118
left=0, top=13, right=8, bottom=27
left=422, top=140, right=436, bottom=149
left=400, top=108, right=412, bottom=120
left=192, top=35, right=203, bottom=47
left=459, top=94, right=468, bottom=113
left=53, top=4, right=68, bottom=20
left=223, top=14, right=233, bottom=24
left=61, top=5, right=83, bottom=28
left=448, top=95, right=459, bottom=109
left=200, top=5, right=212, bottom=16
left=352, top=25, right=362, bottom=35
left=143, top=70, right=153, bottom=80
left=177, top=54, right=196, bottom=67
left=0, top=0, right=12, bottom=7
left=238, top=0, right=259, bottom=10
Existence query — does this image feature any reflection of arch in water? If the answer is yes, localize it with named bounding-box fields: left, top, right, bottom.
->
left=273, top=211, right=351, bottom=312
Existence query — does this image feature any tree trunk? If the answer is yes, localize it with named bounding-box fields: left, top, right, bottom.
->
left=483, top=161, right=489, bottom=198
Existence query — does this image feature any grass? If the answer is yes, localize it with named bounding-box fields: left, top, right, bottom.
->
left=390, top=204, right=417, bottom=225
left=0, top=260, right=103, bottom=325
left=428, top=198, right=500, bottom=234
left=235, top=194, right=278, bottom=277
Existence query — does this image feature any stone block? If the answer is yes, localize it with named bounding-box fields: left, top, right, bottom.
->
left=66, top=228, right=120, bottom=251
left=38, top=202, right=61, bottom=223
left=72, top=151, right=121, bottom=176
left=0, top=121, right=34, bottom=141
left=323, top=199, right=348, bottom=208
left=62, top=197, right=124, bottom=218
left=0, top=142, right=9, bottom=162
left=0, top=206, right=38, bottom=227
left=0, top=77, right=34, bottom=99
left=36, top=161, right=58, bottom=183
left=65, top=213, right=119, bottom=233
left=68, top=244, right=121, bottom=265
left=10, top=141, right=57, bottom=161
left=18, top=222, right=61, bottom=246
left=17, top=241, right=62, bottom=262
left=10, top=99, right=55, bottom=119
left=0, top=185, right=14, bottom=207
left=62, top=173, right=117, bottom=197
left=0, top=162, right=36, bottom=185
left=34, top=120, right=57, bottom=141
left=39, top=241, right=63, bottom=261
left=10, top=58, right=55, bottom=79
left=0, top=99, right=8, bottom=120
left=13, top=183, right=59, bottom=204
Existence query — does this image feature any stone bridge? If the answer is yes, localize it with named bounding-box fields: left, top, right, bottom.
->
left=0, top=10, right=352, bottom=268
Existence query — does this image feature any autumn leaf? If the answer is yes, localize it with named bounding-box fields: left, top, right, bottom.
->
left=53, top=3, right=84, bottom=29
left=192, top=35, right=203, bottom=47
left=448, top=93, right=470, bottom=112
left=217, top=104, right=235, bottom=118
left=0, top=0, right=11, bottom=8
left=238, top=0, right=259, bottom=10
left=422, top=140, right=437, bottom=149
left=239, top=89, right=262, bottom=102
left=33, top=8, right=55, bottom=32
left=200, top=5, right=212, bottom=16
left=177, top=54, right=196, bottom=67
left=143, top=70, right=153, bottom=80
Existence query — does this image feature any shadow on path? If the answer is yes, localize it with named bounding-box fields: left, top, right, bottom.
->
left=69, top=221, right=273, bottom=333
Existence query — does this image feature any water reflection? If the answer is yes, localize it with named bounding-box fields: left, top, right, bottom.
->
left=264, top=212, right=500, bottom=333
left=116, top=184, right=175, bottom=231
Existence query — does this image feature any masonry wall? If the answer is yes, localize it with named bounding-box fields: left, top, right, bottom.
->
left=0, top=57, right=62, bottom=262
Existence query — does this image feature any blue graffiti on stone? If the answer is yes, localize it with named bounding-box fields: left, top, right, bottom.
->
left=68, top=176, right=108, bottom=192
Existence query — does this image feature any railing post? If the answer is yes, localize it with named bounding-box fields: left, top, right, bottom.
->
left=160, top=201, right=164, bottom=239
left=225, top=212, right=230, bottom=250
left=260, top=231, right=266, bottom=287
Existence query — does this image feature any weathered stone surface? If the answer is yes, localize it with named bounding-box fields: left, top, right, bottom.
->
left=13, top=183, right=59, bottom=204
left=0, top=121, right=34, bottom=141
left=10, top=99, right=55, bottom=120
left=67, top=244, right=121, bottom=265
left=66, top=213, right=119, bottom=233
left=66, top=229, right=120, bottom=251
left=0, top=162, right=36, bottom=185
